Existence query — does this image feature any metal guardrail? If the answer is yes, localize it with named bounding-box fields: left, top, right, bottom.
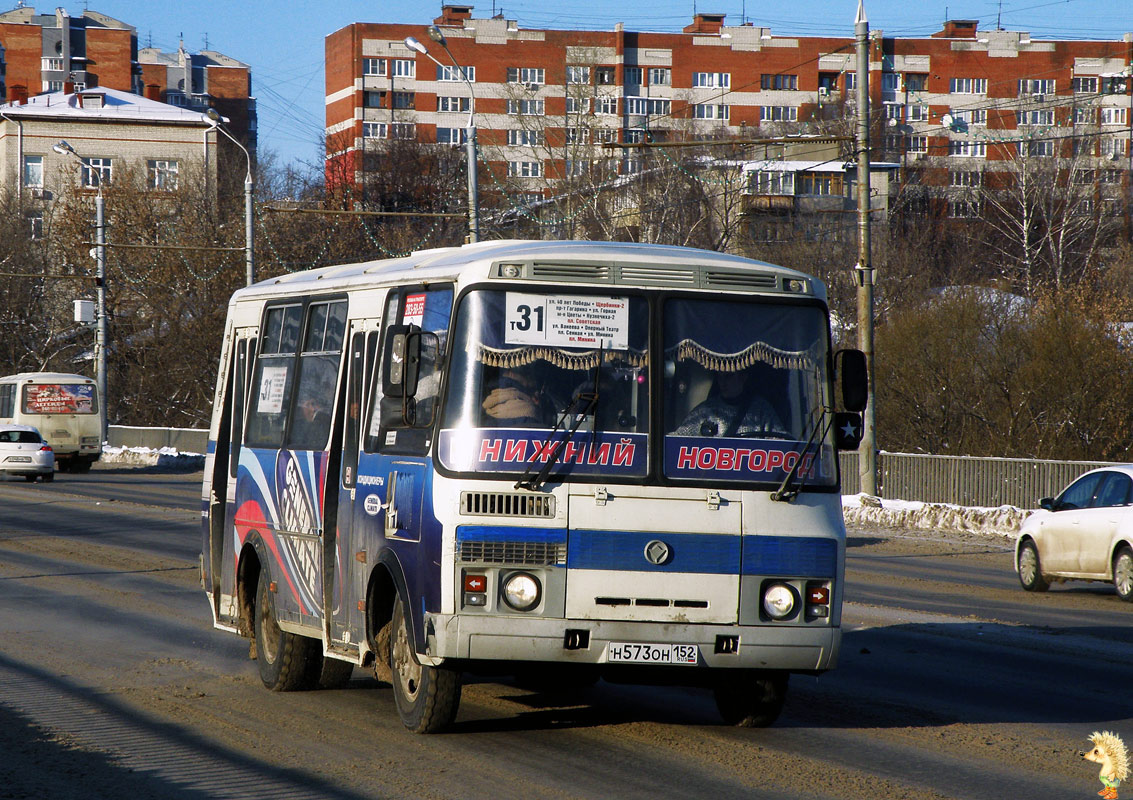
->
left=840, top=451, right=1113, bottom=509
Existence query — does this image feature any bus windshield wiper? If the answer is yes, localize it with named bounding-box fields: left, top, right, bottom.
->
left=770, top=407, right=833, bottom=503
left=515, top=345, right=602, bottom=492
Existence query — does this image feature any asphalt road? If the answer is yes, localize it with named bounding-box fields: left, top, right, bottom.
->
left=0, top=466, right=1128, bottom=799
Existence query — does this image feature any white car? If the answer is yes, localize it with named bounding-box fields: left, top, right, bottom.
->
left=0, top=424, right=55, bottom=482
left=1016, top=465, right=1133, bottom=601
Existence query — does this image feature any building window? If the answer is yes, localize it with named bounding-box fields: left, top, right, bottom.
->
left=625, top=97, right=670, bottom=116
left=82, top=157, right=112, bottom=188
left=594, top=128, right=616, bottom=144
left=43, top=80, right=64, bottom=93
left=648, top=67, right=671, bottom=86
left=362, top=122, right=414, bottom=140
left=566, top=66, right=591, bottom=84
left=1074, top=107, right=1095, bottom=125
left=906, top=104, right=929, bottom=122
left=798, top=172, right=842, bottom=196
left=624, top=128, right=645, bottom=144
left=883, top=103, right=903, bottom=121
left=391, top=59, right=415, bottom=78
left=1102, top=76, right=1127, bottom=95
left=437, top=96, right=471, bottom=113
left=948, top=199, right=980, bottom=218
left=1018, top=139, right=1055, bottom=157
left=624, top=67, right=643, bottom=86
left=907, top=135, right=928, bottom=153
left=950, top=171, right=982, bottom=187
left=594, top=96, right=617, bottom=115
left=437, top=127, right=466, bottom=144
left=507, top=67, right=545, bottom=85
left=148, top=159, right=179, bottom=190
left=566, top=97, right=591, bottom=115
left=565, top=159, right=588, bottom=176
left=1101, top=107, right=1128, bottom=125
left=27, top=211, right=44, bottom=240
left=881, top=73, right=899, bottom=91
left=507, top=160, right=542, bottom=177
left=508, top=129, right=545, bottom=146
left=507, top=98, right=545, bottom=115
left=1019, top=79, right=1056, bottom=96
left=42, top=57, right=63, bottom=71
left=1073, top=76, right=1098, bottom=94
left=1017, top=109, right=1055, bottom=126
left=23, top=155, right=44, bottom=188
left=364, top=90, right=386, bottom=108
left=166, top=91, right=187, bottom=107
left=693, top=103, right=729, bottom=120
left=948, top=140, right=986, bottom=157
left=622, top=157, right=643, bottom=174
left=693, top=72, right=730, bottom=89
left=391, top=91, right=415, bottom=109
left=844, top=73, right=856, bottom=91
left=363, top=122, right=382, bottom=139
left=363, top=58, right=386, bottom=76
left=1101, top=169, right=1123, bottom=183
left=760, top=105, right=798, bottom=123
left=1100, top=137, right=1126, bottom=158
left=760, top=74, right=797, bottom=91
left=564, top=127, right=590, bottom=144
left=950, top=77, right=987, bottom=94
left=436, top=64, right=474, bottom=82
left=951, top=108, right=987, bottom=126
left=595, top=67, right=615, bottom=85
left=748, top=170, right=795, bottom=195
left=904, top=73, right=928, bottom=92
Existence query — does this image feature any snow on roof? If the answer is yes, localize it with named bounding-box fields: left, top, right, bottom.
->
left=0, top=87, right=216, bottom=126
left=742, top=159, right=901, bottom=173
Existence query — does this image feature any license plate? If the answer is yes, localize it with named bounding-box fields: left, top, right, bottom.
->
left=5, top=456, right=32, bottom=463
left=606, top=642, right=698, bottom=665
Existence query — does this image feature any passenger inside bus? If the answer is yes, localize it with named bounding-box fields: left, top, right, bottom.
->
left=481, top=367, right=557, bottom=427
left=674, top=366, right=788, bottom=438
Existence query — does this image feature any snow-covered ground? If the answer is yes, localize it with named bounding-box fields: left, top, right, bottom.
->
left=99, top=446, right=1032, bottom=537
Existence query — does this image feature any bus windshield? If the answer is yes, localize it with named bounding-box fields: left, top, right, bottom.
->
left=662, top=297, right=835, bottom=487
left=438, top=289, right=650, bottom=478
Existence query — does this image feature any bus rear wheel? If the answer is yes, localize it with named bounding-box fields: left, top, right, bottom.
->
left=713, top=670, right=789, bottom=727
left=254, top=570, right=319, bottom=691
left=390, top=594, right=461, bottom=733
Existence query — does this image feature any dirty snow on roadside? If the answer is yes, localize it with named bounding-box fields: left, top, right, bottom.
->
left=843, top=493, right=1029, bottom=539
left=100, top=445, right=204, bottom=470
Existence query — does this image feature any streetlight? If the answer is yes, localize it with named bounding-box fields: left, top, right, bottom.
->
left=53, top=139, right=107, bottom=445
left=206, top=108, right=255, bottom=286
left=405, top=28, right=480, bottom=242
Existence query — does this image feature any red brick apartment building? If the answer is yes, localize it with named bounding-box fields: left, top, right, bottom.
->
left=326, top=5, right=1133, bottom=216
left=0, top=6, right=255, bottom=148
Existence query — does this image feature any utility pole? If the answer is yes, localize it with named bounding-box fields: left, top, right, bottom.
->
left=855, top=0, right=879, bottom=495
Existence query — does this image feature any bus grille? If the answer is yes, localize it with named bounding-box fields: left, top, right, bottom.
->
left=459, top=540, right=567, bottom=566
left=460, top=491, right=555, bottom=518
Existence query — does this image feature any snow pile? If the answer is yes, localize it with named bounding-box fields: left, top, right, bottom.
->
left=843, top=493, right=1032, bottom=538
left=100, top=445, right=205, bottom=470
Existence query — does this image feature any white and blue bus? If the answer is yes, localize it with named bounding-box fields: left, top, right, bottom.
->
left=201, top=240, right=866, bottom=733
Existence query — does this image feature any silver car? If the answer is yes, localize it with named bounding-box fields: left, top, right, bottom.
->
left=0, top=424, right=55, bottom=482
left=1016, top=466, right=1133, bottom=601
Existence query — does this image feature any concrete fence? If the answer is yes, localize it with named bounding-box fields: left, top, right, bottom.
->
left=839, top=451, right=1111, bottom=509
left=108, top=425, right=208, bottom=454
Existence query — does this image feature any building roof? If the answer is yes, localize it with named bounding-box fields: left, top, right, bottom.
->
left=0, top=87, right=216, bottom=126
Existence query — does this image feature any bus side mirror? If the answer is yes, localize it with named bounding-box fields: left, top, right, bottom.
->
left=836, top=349, right=868, bottom=413
left=383, top=325, right=421, bottom=398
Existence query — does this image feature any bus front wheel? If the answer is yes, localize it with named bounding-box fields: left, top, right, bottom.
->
left=254, top=570, right=319, bottom=691
left=390, top=594, right=461, bottom=733
left=713, top=670, right=789, bottom=727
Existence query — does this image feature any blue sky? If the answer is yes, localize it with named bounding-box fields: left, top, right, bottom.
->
left=71, top=0, right=1129, bottom=169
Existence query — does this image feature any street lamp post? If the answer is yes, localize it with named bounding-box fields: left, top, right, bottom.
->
left=54, top=140, right=107, bottom=445
left=206, top=108, right=255, bottom=286
left=405, top=28, right=480, bottom=243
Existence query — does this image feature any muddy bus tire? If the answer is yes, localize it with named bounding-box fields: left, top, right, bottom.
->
left=713, top=670, right=788, bottom=727
left=317, top=656, right=355, bottom=689
left=390, top=595, right=461, bottom=733
left=254, top=570, right=319, bottom=691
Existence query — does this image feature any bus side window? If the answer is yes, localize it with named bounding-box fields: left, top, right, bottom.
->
left=228, top=339, right=248, bottom=478
left=287, top=300, right=348, bottom=451
left=246, top=304, right=303, bottom=447
left=0, top=384, right=13, bottom=418
left=369, top=286, right=453, bottom=455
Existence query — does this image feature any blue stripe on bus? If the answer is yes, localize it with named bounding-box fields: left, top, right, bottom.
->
left=206, top=439, right=216, bottom=455
left=567, top=530, right=740, bottom=574
left=456, top=526, right=567, bottom=544
left=741, top=536, right=837, bottom=578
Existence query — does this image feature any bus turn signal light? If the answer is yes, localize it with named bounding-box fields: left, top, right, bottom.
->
left=464, top=574, right=487, bottom=592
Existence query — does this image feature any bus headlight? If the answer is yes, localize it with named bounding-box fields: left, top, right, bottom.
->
left=762, top=583, right=796, bottom=620
left=502, top=572, right=541, bottom=612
